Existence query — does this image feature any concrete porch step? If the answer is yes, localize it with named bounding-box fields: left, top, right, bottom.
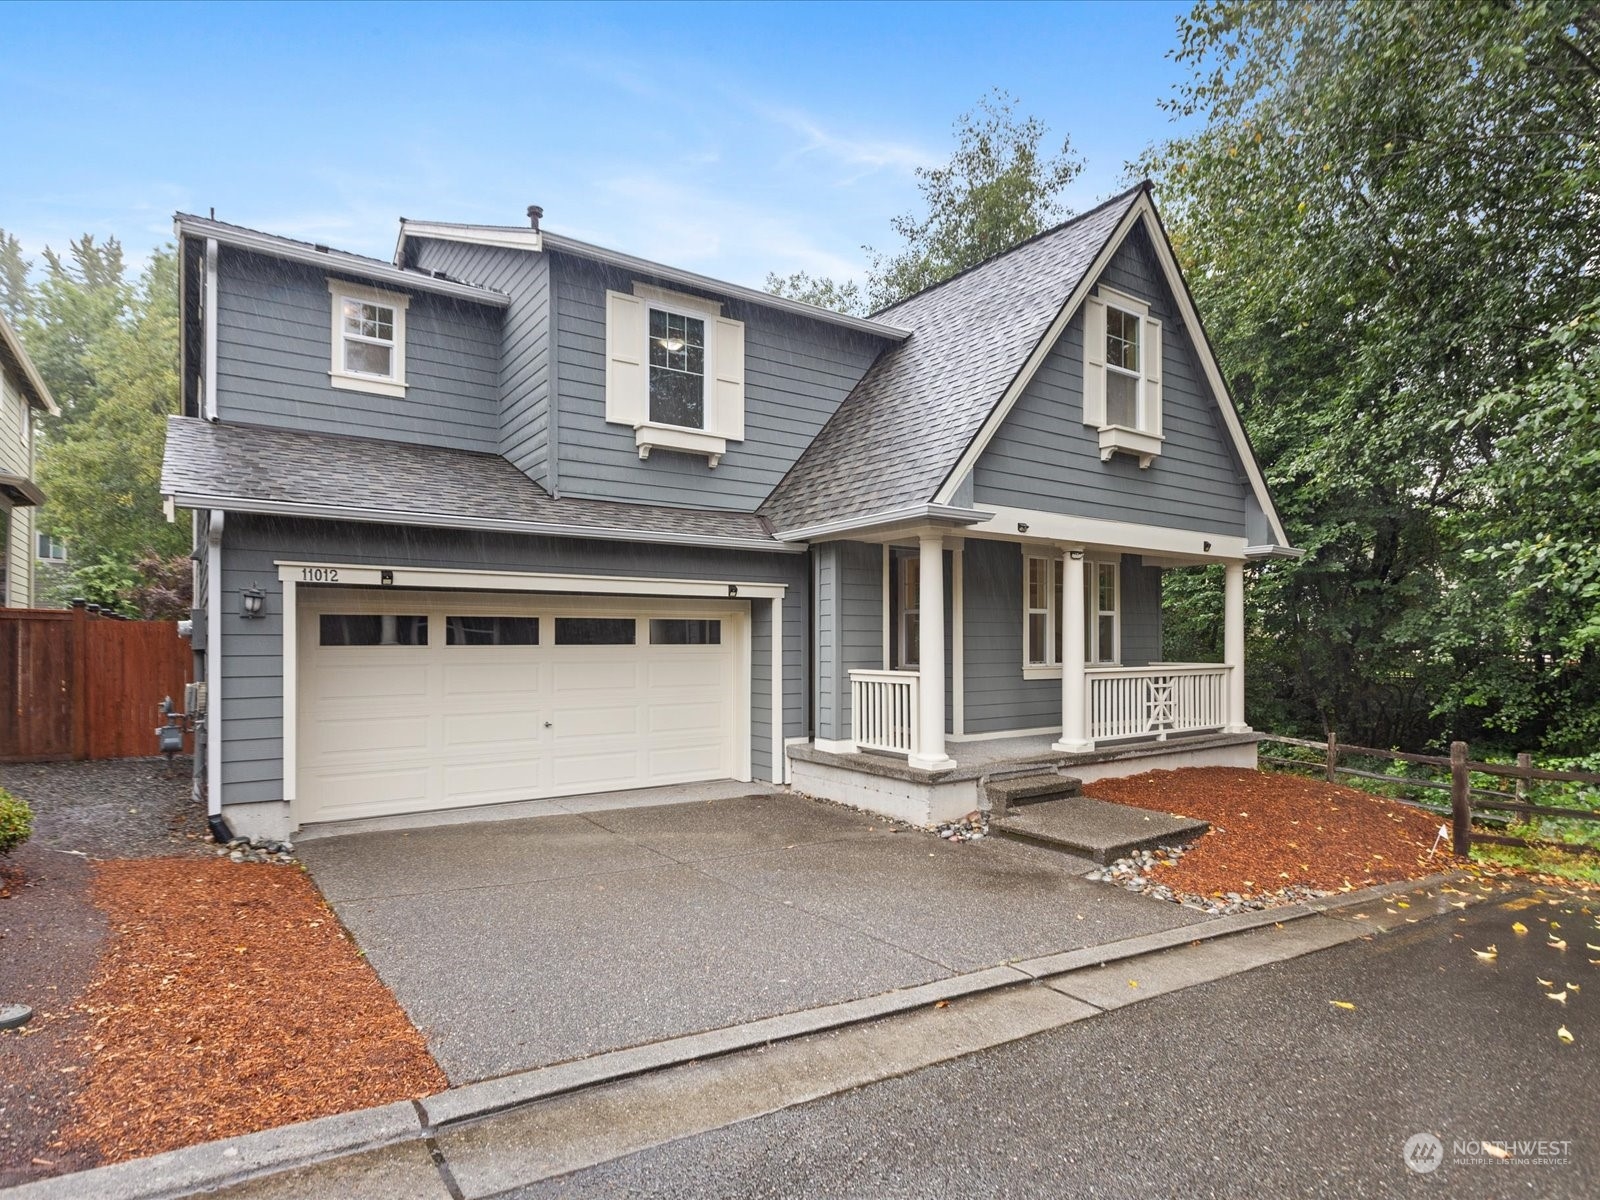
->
left=983, top=771, right=1081, bottom=817
left=993, top=795, right=1209, bottom=866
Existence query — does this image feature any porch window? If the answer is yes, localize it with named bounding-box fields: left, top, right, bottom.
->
left=1022, top=554, right=1120, bottom=672
left=890, top=547, right=920, bottom=670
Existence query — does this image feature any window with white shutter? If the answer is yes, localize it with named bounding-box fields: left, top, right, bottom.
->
left=604, top=284, right=745, bottom=467
left=1083, top=287, right=1163, bottom=468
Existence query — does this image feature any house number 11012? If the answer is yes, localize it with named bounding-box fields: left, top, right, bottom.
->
left=299, top=567, right=340, bottom=583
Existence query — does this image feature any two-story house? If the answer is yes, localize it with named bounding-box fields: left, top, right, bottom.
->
left=162, top=184, right=1297, bottom=841
left=0, top=313, right=57, bottom=608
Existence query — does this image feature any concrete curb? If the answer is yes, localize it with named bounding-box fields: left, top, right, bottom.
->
left=3, top=869, right=1480, bottom=1200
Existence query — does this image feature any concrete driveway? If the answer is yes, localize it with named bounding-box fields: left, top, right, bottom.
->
left=299, top=791, right=1209, bottom=1084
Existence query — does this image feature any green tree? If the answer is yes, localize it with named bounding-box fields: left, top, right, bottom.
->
left=766, top=89, right=1083, bottom=314
left=1144, top=0, right=1600, bottom=753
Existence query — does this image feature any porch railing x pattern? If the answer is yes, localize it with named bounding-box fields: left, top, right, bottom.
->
left=1085, top=663, right=1231, bottom=742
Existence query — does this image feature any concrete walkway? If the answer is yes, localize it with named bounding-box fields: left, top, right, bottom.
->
left=297, top=791, right=1210, bottom=1084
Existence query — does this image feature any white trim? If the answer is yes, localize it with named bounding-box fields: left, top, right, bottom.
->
left=205, top=511, right=224, bottom=817
left=773, top=504, right=987, bottom=543
left=951, top=539, right=964, bottom=738
left=203, top=239, right=219, bottom=421
left=635, top=422, right=726, bottom=467
left=1246, top=543, right=1306, bottom=560
left=968, top=504, right=1248, bottom=561
left=931, top=193, right=1291, bottom=549
left=175, top=214, right=510, bottom=306
left=281, top=574, right=297, bottom=807
left=633, top=282, right=724, bottom=316
left=397, top=219, right=543, bottom=255
left=166, top=491, right=804, bottom=554
left=880, top=544, right=891, bottom=667
left=812, top=737, right=859, bottom=755
left=770, top=597, right=785, bottom=784
left=947, top=724, right=1060, bottom=743
left=327, top=279, right=409, bottom=397
left=275, top=561, right=786, bottom=600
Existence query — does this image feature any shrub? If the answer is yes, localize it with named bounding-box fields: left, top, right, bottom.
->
left=0, top=789, right=34, bottom=856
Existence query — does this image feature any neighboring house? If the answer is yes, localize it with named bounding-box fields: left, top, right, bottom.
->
left=0, top=314, right=57, bottom=608
left=161, top=183, right=1298, bottom=841
left=35, top=531, right=67, bottom=566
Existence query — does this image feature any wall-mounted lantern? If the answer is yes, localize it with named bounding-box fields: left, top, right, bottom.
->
left=240, top=585, right=266, bottom=619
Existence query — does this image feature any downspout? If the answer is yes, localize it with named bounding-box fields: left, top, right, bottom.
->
left=205, top=509, right=228, bottom=839
left=203, top=238, right=219, bottom=421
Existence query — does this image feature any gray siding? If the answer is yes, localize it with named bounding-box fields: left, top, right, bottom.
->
left=813, top=542, right=884, bottom=742
left=1, top=367, right=33, bottom=607
left=412, top=240, right=552, bottom=486
left=974, top=225, right=1249, bottom=537
left=216, top=516, right=806, bottom=803
left=214, top=247, right=502, bottom=452
left=958, top=540, right=1164, bottom=735
left=551, top=254, right=887, bottom=511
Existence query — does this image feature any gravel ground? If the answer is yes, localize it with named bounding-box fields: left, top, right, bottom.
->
left=0, top=757, right=211, bottom=860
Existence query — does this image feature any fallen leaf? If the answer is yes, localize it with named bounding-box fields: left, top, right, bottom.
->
left=1474, top=945, right=1499, bottom=961
left=1483, top=1142, right=1512, bottom=1160
left=1547, top=990, right=1568, bottom=1005
left=1538, top=977, right=1555, bottom=987
left=1512, top=922, right=1529, bottom=935
left=1550, top=937, right=1568, bottom=951
left=1567, top=982, right=1581, bottom=993
left=1128, top=980, right=1139, bottom=989
left=1558, top=1026, right=1575, bottom=1044
left=1329, top=1000, right=1356, bottom=1010
left=933, top=1000, right=949, bottom=1009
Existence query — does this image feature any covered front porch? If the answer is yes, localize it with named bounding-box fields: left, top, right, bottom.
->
left=793, top=518, right=1262, bottom=826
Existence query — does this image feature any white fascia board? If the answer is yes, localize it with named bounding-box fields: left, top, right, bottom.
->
left=1245, top=543, right=1306, bottom=560
left=967, top=503, right=1249, bottom=561
left=772, top=504, right=989, bottom=543
left=397, top=220, right=543, bottom=258
left=931, top=192, right=1296, bottom=553
left=539, top=232, right=912, bottom=342
left=274, top=561, right=786, bottom=600
left=168, top=492, right=806, bottom=555
left=173, top=216, right=511, bottom=307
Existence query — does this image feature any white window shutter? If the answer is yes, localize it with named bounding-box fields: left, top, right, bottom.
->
left=1142, top=315, right=1162, bottom=437
left=1083, top=296, right=1106, bottom=427
left=712, top=315, right=745, bottom=441
left=605, top=290, right=647, bottom=426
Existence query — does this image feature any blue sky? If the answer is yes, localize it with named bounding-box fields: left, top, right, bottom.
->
left=4, top=0, right=1194, bottom=287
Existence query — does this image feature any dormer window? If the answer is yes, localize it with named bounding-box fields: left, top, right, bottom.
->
left=605, top=284, right=745, bottom=467
left=1084, top=287, right=1162, bottom=467
left=328, top=280, right=408, bottom=398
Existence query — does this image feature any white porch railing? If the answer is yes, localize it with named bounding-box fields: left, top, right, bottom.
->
left=1087, top=663, right=1231, bottom=742
left=850, top=669, right=920, bottom=755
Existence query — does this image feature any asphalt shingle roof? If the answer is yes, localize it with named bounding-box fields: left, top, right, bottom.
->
left=161, top=417, right=784, bottom=549
left=760, top=186, right=1143, bottom=532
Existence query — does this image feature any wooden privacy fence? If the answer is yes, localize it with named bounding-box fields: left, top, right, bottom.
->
left=0, top=604, right=192, bottom=762
left=1260, top=733, right=1600, bottom=857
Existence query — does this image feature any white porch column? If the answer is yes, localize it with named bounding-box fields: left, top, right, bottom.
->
left=909, top=533, right=956, bottom=771
left=1224, top=560, right=1251, bottom=733
left=1053, top=547, right=1092, bottom=752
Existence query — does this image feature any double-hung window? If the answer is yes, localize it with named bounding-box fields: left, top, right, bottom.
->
left=328, top=281, right=409, bottom=397
left=1022, top=553, right=1120, bottom=675
left=1084, top=287, right=1162, bottom=467
left=890, top=547, right=921, bottom=670
left=604, top=284, right=745, bottom=467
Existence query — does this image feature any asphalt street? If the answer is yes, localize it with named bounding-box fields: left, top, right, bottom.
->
left=511, top=884, right=1598, bottom=1200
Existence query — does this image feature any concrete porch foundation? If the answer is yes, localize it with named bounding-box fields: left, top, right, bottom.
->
left=787, top=732, right=1260, bottom=827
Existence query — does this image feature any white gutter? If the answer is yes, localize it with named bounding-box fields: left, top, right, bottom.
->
left=203, top=238, right=219, bottom=421
left=205, top=510, right=224, bottom=818
left=1245, top=544, right=1306, bottom=560
left=772, top=504, right=988, bottom=543
left=164, top=490, right=807, bottom=555
left=174, top=215, right=511, bottom=307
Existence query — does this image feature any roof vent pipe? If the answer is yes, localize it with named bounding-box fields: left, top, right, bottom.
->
left=527, top=205, right=543, bottom=232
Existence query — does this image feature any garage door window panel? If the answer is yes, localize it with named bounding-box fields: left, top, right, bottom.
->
left=649, top=618, right=722, bottom=645
left=555, top=617, right=637, bottom=645
left=320, top=614, right=428, bottom=646
left=446, top=615, right=540, bottom=645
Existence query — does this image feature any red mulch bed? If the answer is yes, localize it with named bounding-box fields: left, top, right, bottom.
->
left=1082, top=767, right=1443, bottom=898
left=62, top=858, right=446, bottom=1164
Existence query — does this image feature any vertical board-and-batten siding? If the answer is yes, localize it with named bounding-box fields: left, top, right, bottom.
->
left=216, top=516, right=807, bottom=804
left=812, top=542, right=884, bottom=743
left=212, top=247, right=503, bottom=453
left=960, top=540, right=1162, bottom=735
left=410, top=240, right=552, bottom=488
left=973, top=224, right=1249, bottom=537
left=551, top=254, right=888, bottom=512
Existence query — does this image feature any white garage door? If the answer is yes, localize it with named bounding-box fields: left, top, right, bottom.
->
left=297, top=590, right=745, bottom=824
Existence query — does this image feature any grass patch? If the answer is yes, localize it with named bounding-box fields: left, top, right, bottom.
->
left=1469, top=840, right=1600, bottom=886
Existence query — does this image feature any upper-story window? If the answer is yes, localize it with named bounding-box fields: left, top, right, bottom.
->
left=605, top=284, right=745, bottom=468
left=328, top=280, right=409, bottom=398
left=1084, top=287, right=1162, bottom=468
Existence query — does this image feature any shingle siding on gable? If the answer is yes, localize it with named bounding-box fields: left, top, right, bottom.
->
left=550, top=254, right=887, bottom=512
left=411, top=239, right=552, bottom=487
left=972, top=225, right=1248, bottom=537
left=213, top=247, right=502, bottom=453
